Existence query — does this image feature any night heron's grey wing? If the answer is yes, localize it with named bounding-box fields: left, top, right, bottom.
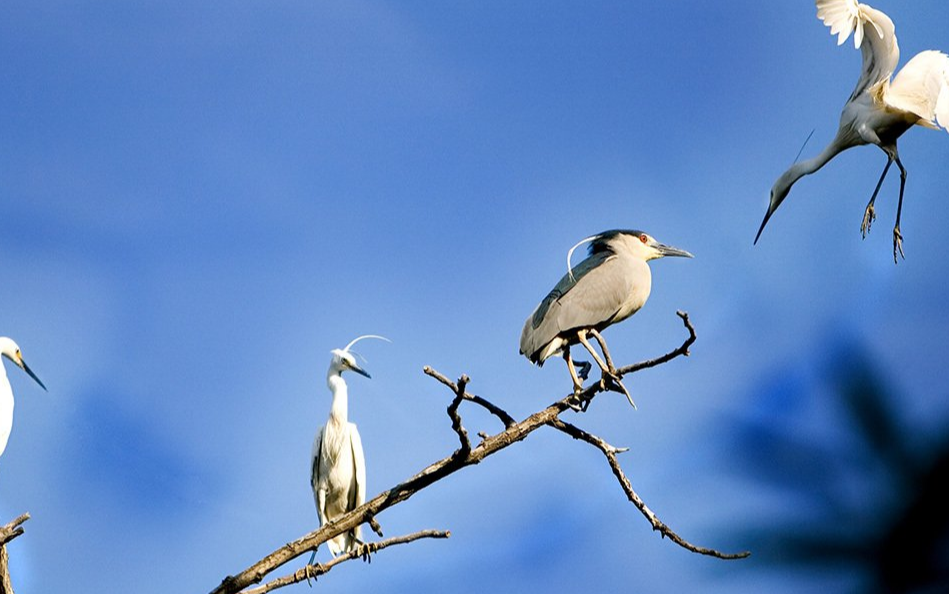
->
left=552, top=254, right=633, bottom=333
left=520, top=251, right=619, bottom=361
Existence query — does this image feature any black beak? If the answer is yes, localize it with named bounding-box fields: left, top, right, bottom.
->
left=350, top=364, right=371, bottom=380
left=22, top=360, right=47, bottom=391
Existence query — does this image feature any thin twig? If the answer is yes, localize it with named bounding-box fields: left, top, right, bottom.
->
left=423, top=367, right=516, bottom=428
left=0, top=513, right=30, bottom=594
left=446, top=374, right=472, bottom=456
left=0, top=514, right=28, bottom=548
left=241, top=530, right=450, bottom=594
left=547, top=418, right=750, bottom=560
left=616, top=311, right=695, bottom=376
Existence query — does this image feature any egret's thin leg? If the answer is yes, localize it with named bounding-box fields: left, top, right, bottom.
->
left=892, top=155, right=907, bottom=262
left=861, top=157, right=893, bottom=238
left=305, top=550, right=320, bottom=586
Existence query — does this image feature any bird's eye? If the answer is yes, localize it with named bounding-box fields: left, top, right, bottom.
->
left=639, top=234, right=648, bottom=244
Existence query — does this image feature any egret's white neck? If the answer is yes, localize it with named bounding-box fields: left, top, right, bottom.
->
left=326, top=370, right=348, bottom=424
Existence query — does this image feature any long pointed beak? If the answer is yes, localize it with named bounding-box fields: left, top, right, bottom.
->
left=754, top=208, right=774, bottom=245
left=20, top=360, right=47, bottom=391
left=350, top=364, right=371, bottom=380
left=656, top=243, right=694, bottom=259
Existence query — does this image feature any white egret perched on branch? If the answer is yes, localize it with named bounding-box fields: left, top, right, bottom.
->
left=0, top=337, right=46, bottom=460
left=755, top=0, right=949, bottom=261
left=309, top=334, right=389, bottom=566
left=520, top=230, right=692, bottom=407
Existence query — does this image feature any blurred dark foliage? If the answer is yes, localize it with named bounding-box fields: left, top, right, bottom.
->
left=727, top=345, right=949, bottom=594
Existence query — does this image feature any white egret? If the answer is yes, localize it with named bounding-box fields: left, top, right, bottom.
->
left=309, top=335, right=389, bottom=565
left=520, top=230, right=692, bottom=406
left=755, top=0, right=949, bottom=261
left=0, top=337, right=46, bottom=460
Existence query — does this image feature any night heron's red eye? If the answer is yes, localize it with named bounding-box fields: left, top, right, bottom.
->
left=639, top=234, right=648, bottom=244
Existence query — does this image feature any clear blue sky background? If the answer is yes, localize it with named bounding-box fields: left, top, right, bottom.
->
left=1, top=1, right=947, bottom=592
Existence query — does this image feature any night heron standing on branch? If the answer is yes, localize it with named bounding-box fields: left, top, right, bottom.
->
left=755, top=0, right=949, bottom=262
left=309, top=335, right=389, bottom=569
left=519, top=230, right=692, bottom=407
left=0, top=337, right=46, bottom=461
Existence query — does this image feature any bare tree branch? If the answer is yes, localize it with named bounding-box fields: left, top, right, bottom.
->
left=423, top=367, right=516, bottom=428
left=209, top=312, right=747, bottom=594
left=0, top=513, right=30, bottom=594
left=616, top=310, right=696, bottom=376
left=548, top=419, right=749, bottom=559
left=240, top=530, right=450, bottom=594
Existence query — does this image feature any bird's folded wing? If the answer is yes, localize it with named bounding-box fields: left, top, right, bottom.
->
left=349, top=423, right=367, bottom=509
left=310, top=427, right=323, bottom=489
left=552, top=255, right=631, bottom=334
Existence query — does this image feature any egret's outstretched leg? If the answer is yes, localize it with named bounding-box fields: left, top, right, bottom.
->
left=861, top=156, right=893, bottom=238
left=892, top=156, right=907, bottom=262
left=577, top=330, right=635, bottom=408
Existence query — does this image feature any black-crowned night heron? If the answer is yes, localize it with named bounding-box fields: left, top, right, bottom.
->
left=0, top=337, right=46, bottom=460
left=309, top=335, right=388, bottom=567
left=519, top=230, right=692, bottom=406
left=754, top=0, right=949, bottom=262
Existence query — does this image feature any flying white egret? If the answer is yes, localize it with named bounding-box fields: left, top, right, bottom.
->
left=755, top=0, right=949, bottom=261
left=520, top=230, right=692, bottom=406
left=309, top=335, right=389, bottom=566
left=0, top=337, right=46, bottom=460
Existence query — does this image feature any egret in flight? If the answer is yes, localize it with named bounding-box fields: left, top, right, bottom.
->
left=520, top=230, right=692, bottom=406
left=755, top=0, right=949, bottom=261
left=309, top=335, right=388, bottom=565
left=0, top=337, right=46, bottom=460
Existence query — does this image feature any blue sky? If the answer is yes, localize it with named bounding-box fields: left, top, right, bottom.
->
left=2, top=1, right=948, bottom=592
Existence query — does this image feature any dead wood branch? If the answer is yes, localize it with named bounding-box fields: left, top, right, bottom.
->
left=240, top=530, right=450, bottom=594
left=0, top=513, right=30, bottom=594
left=209, top=312, right=747, bottom=594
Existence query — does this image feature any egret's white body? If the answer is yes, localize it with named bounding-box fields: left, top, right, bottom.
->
left=756, top=0, right=949, bottom=261
left=0, top=337, right=46, bottom=460
left=309, top=335, right=387, bottom=559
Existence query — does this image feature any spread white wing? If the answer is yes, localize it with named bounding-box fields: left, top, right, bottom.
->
left=816, top=0, right=899, bottom=99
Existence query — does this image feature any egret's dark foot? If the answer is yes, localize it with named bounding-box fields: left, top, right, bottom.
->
left=356, top=540, right=377, bottom=563
left=575, top=360, right=592, bottom=381
left=861, top=204, right=876, bottom=238
left=893, top=227, right=904, bottom=262
left=304, top=553, right=324, bottom=587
